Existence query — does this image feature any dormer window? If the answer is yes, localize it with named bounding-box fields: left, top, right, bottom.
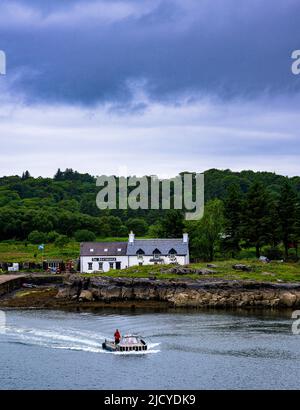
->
left=90, top=248, right=94, bottom=253
left=169, top=248, right=177, bottom=261
left=136, top=249, right=145, bottom=260
left=117, top=248, right=122, bottom=252
left=104, top=248, right=108, bottom=252
left=153, top=248, right=161, bottom=259
left=136, top=249, right=145, bottom=255
left=168, top=248, right=177, bottom=255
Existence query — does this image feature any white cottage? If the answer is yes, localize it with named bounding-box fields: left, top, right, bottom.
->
left=126, top=232, right=189, bottom=267
left=80, top=242, right=128, bottom=273
left=80, top=232, right=189, bottom=273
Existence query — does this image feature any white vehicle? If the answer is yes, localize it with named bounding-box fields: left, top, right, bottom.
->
left=102, top=335, right=148, bottom=352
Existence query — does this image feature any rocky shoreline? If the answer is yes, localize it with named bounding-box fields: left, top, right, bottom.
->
left=1, top=274, right=299, bottom=310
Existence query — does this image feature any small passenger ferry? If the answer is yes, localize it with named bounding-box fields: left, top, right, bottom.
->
left=102, top=335, right=148, bottom=352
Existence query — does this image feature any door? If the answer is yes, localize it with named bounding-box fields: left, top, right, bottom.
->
left=103, top=262, right=110, bottom=272
left=116, top=262, right=121, bottom=270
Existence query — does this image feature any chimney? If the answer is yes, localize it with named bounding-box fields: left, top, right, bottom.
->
left=129, top=231, right=135, bottom=244
left=183, top=233, right=189, bottom=243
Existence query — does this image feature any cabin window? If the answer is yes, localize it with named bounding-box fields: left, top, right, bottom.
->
left=136, top=249, right=145, bottom=260
left=153, top=249, right=161, bottom=259
left=48, top=262, right=59, bottom=268
left=88, top=262, right=93, bottom=270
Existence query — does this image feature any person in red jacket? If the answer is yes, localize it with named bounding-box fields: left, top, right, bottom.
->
left=114, top=329, right=121, bottom=344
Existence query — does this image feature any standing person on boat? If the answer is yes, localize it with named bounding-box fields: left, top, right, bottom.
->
left=114, top=329, right=121, bottom=344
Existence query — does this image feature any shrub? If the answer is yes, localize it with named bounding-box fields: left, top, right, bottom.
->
left=47, top=231, right=60, bottom=243
left=55, top=235, right=70, bottom=248
left=126, top=218, right=148, bottom=236
left=74, top=229, right=96, bottom=242
left=28, top=230, right=47, bottom=244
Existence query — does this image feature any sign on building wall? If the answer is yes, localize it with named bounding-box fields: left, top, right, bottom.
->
left=92, top=257, right=117, bottom=262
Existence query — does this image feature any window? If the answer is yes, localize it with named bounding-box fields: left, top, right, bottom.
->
left=168, top=248, right=177, bottom=260
left=104, top=248, right=108, bottom=252
left=89, top=248, right=94, bottom=253
left=88, top=262, right=93, bottom=270
left=136, top=249, right=145, bottom=260
left=168, top=248, right=177, bottom=255
left=98, top=262, right=103, bottom=270
left=109, top=262, right=114, bottom=269
left=49, top=262, right=58, bottom=268
left=117, top=248, right=122, bottom=252
left=153, top=248, right=161, bottom=259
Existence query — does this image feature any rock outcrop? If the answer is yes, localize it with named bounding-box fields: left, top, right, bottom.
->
left=55, top=275, right=300, bottom=309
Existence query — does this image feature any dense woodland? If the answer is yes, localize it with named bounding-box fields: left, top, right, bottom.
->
left=0, top=168, right=300, bottom=261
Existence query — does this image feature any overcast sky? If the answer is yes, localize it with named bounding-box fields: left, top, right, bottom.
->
left=0, top=0, right=300, bottom=177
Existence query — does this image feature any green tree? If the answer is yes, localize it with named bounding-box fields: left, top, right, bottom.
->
left=55, top=235, right=70, bottom=248
left=74, top=229, right=96, bottom=242
left=294, top=199, right=300, bottom=258
left=28, top=230, right=47, bottom=244
left=278, top=181, right=298, bottom=259
left=54, top=168, right=63, bottom=180
left=241, top=182, right=273, bottom=258
left=188, top=199, right=224, bottom=261
left=222, top=184, right=243, bottom=257
left=126, top=218, right=148, bottom=236
left=46, top=231, right=60, bottom=243
left=160, top=210, right=184, bottom=238
left=148, top=223, right=164, bottom=238
left=21, top=170, right=31, bottom=180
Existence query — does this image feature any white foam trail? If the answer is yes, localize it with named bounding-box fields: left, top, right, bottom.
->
left=2, top=325, right=160, bottom=355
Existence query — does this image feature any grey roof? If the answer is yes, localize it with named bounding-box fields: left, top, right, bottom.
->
left=80, top=242, right=127, bottom=256
left=126, top=239, right=188, bottom=256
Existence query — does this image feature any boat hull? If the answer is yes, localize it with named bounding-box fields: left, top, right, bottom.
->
left=102, top=338, right=148, bottom=352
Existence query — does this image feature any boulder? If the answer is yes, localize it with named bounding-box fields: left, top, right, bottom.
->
left=121, top=287, right=133, bottom=299
left=79, top=290, right=93, bottom=302
left=279, top=292, right=297, bottom=307
left=196, top=269, right=215, bottom=275
left=101, top=285, right=121, bottom=300
left=232, top=264, right=253, bottom=272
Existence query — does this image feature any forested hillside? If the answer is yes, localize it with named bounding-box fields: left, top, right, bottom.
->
left=0, top=168, right=299, bottom=261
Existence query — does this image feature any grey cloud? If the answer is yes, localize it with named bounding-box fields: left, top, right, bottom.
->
left=1, top=0, right=300, bottom=105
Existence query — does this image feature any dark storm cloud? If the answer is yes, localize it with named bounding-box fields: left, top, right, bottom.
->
left=1, top=0, right=300, bottom=105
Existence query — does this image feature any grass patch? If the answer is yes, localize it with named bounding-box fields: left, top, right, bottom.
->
left=83, top=260, right=300, bottom=282
left=1, top=241, right=300, bottom=283
left=0, top=241, right=80, bottom=262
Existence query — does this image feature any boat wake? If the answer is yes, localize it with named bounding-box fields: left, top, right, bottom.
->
left=2, top=325, right=160, bottom=355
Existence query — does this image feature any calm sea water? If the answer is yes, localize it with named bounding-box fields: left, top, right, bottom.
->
left=0, top=308, right=299, bottom=390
